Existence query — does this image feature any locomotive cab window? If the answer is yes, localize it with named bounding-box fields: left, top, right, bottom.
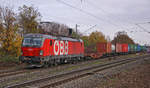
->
left=50, top=40, right=52, bottom=46
left=22, top=38, right=43, bottom=47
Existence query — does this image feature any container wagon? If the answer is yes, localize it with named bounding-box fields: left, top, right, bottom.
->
left=111, top=44, right=116, bottom=55
left=96, top=42, right=112, bottom=57
left=84, top=44, right=102, bottom=59
left=128, top=44, right=134, bottom=53
left=137, top=45, right=141, bottom=53
left=115, top=43, right=122, bottom=55
left=133, top=45, right=137, bottom=53
left=121, top=44, right=128, bottom=54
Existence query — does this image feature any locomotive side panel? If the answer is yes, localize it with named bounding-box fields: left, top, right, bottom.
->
left=81, top=42, right=84, bottom=55
left=68, top=41, right=73, bottom=55
left=42, top=39, right=51, bottom=56
left=111, top=44, right=116, bottom=53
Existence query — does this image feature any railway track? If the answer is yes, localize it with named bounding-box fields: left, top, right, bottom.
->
left=0, top=69, right=31, bottom=78
left=0, top=67, right=48, bottom=78
left=5, top=55, right=149, bottom=88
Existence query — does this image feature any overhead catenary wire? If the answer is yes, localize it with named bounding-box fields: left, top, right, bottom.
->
left=85, top=0, right=150, bottom=44
left=85, top=0, right=139, bottom=33
left=85, top=0, right=110, bottom=15
left=79, top=0, right=150, bottom=44
left=56, top=0, right=104, bottom=21
left=45, top=15, right=83, bottom=24
left=55, top=0, right=124, bottom=29
left=56, top=0, right=150, bottom=45
left=83, top=25, right=97, bottom=33
left=43, top=13, right=97, bottom=31
left=56, top=0, right=132, bottom=33
left=55, top=0, right=137, bottom=41
left=135, top=24, right=150, bottom=33
left=70, top=0, right=135, bottom=34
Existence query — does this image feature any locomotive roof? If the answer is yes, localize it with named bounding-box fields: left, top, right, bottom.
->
left=24, top=33, right=83, bottom=42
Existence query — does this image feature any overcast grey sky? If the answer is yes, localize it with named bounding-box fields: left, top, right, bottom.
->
left=1, top=0, right=150, bottom=45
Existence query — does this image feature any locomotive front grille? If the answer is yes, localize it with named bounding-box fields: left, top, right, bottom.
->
left=23, top=50, right=40, bottom=56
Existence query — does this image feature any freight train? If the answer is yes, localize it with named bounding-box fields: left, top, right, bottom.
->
left=85, top=43, right=147, bottom=59
left=19, top=34, right=147, bottom=67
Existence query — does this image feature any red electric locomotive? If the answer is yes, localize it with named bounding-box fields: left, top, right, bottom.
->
left=19, top=34, right=84, bottom=67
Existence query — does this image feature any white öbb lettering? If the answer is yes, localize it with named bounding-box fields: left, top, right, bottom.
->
left=54, top=40, right=68, bottom=55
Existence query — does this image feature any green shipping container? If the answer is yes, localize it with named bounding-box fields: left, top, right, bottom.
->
left=134, top=45, right=138, bottom=52
left=133, top=45, right=137, bottom=52
left=128, top=44, right=134, bottom=52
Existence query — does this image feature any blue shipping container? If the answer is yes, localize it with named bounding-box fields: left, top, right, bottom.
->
left=137, top=45, right=141, bottom=52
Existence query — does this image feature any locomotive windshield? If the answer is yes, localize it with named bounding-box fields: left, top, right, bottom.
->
left=22, top=38, right=43, bottom=47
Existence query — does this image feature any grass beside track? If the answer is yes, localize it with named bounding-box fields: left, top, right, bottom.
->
left=0, top=56, right=20, bottom=70
left=0, top=56, right=19, bottom=63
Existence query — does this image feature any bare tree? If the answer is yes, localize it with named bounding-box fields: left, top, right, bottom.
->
left=18, top=5, right=41, bottom=34
left=39, top=21, right=70, bottom=36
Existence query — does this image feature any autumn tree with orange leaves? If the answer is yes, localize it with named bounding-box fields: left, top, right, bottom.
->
left=88, top=31, right=107, bottom=45
left=81, top=31, right=107, bottom=47
left=0, top=7, right=22, bottom=57
left=112, top=31, right=135, bottom=44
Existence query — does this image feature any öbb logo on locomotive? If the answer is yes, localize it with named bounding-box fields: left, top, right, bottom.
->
left=54, top=40, right=68, bottom=55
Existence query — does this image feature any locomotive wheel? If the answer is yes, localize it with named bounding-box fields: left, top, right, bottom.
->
left=60, top=59, right=64, bottom=64
left=44, top=64, right=49, bottom=68
left=53, top=59, right=58, bottom=66
left=43, top=62, right=49, bottom=68
left=71, top=58, right=77, bottom=64
left=53, top=62, right=58, bottom=66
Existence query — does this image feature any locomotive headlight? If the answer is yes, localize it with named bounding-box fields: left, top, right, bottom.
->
left=40, top=50, right=43, bottom=55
